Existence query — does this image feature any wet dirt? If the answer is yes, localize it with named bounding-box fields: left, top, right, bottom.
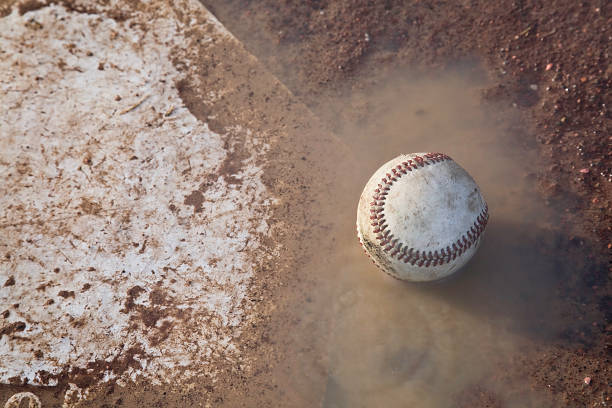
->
left=296, top=68, right=595, bottom=407
left=201, top=0, right=610, bottom=406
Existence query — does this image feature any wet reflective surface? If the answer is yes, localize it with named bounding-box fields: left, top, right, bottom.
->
left=298, top=67, right=581, bottom=407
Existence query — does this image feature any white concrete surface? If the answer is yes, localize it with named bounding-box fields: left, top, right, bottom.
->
left=0, top=2, right=273, bottom=391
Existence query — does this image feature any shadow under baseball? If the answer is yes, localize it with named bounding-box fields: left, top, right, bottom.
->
left=318, top=208, right=595, bottom=408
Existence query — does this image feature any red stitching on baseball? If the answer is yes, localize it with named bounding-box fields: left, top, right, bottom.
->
left=358, top=232, right=405, bottom=281
left=364, top=153, right=489, bottom=268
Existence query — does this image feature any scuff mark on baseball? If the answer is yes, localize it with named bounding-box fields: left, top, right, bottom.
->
left=357, top=153, right=489, bottom=282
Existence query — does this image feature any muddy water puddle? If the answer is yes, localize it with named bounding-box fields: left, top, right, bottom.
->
left=295, top=67, right=580, bottom=407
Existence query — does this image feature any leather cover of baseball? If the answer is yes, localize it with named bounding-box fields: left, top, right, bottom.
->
left=357, top=153, right=488, bottom=282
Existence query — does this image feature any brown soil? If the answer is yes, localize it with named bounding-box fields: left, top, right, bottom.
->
left=201, top=0, right=611, bottom=406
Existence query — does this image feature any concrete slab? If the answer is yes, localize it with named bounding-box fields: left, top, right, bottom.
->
left=0, top=1, right=348, bottom=405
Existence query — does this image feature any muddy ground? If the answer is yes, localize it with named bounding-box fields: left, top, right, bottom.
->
left=0, top=0, right=610, bottom=406
left=201, top=0, right=611, bottom=406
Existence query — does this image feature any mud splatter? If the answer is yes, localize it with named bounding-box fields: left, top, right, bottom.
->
left=0, top=2, right=272, bottom=395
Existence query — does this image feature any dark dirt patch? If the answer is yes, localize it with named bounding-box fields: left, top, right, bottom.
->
left=121, top=285, right=146, bottom=313
left=0, top=1, right=12, bottom=18
left=79, top=197, right=102, bottom=215
left=0, top=321, right=26, bottom=337
left=57, top=290, right=75, bottom=299
left=139, top=308, right=164, bottom=328
left=175, top=78, right=225, bottom=134
left=3, top=275, right=15, bottom=287
left=184, top=189, right=205, bottom=213
left=56, top=0, right=130, bottom=21
left=1, top=0, right=130, bottom=20
left=148, top=288, right=167, bottom=306
left=148, top=320, right=173, bottom=346
left=17, top=0, right=45, bottom=15
left=216, top=130, right=249, bottom=187
left=36, top=282, right=51, bottom=291
left=120, top=282, right=185, bottom=337
left=40, top=345, right=144, bottom=389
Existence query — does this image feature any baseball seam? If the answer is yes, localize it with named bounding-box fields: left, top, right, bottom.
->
left=366, top=153, right=489, bottom=268
left=358, top=233, right=404, bottom=280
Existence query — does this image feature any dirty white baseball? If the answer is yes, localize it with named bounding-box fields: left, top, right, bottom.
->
left=357, top=153, right=488, bottom=282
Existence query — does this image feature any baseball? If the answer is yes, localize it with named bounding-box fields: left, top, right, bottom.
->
left=357, top=153, right=488, bottom=282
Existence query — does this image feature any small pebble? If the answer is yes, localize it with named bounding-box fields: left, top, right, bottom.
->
left=584, top=376, right=591, bottom=385
left=529, top=84, right=538, bottom=91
